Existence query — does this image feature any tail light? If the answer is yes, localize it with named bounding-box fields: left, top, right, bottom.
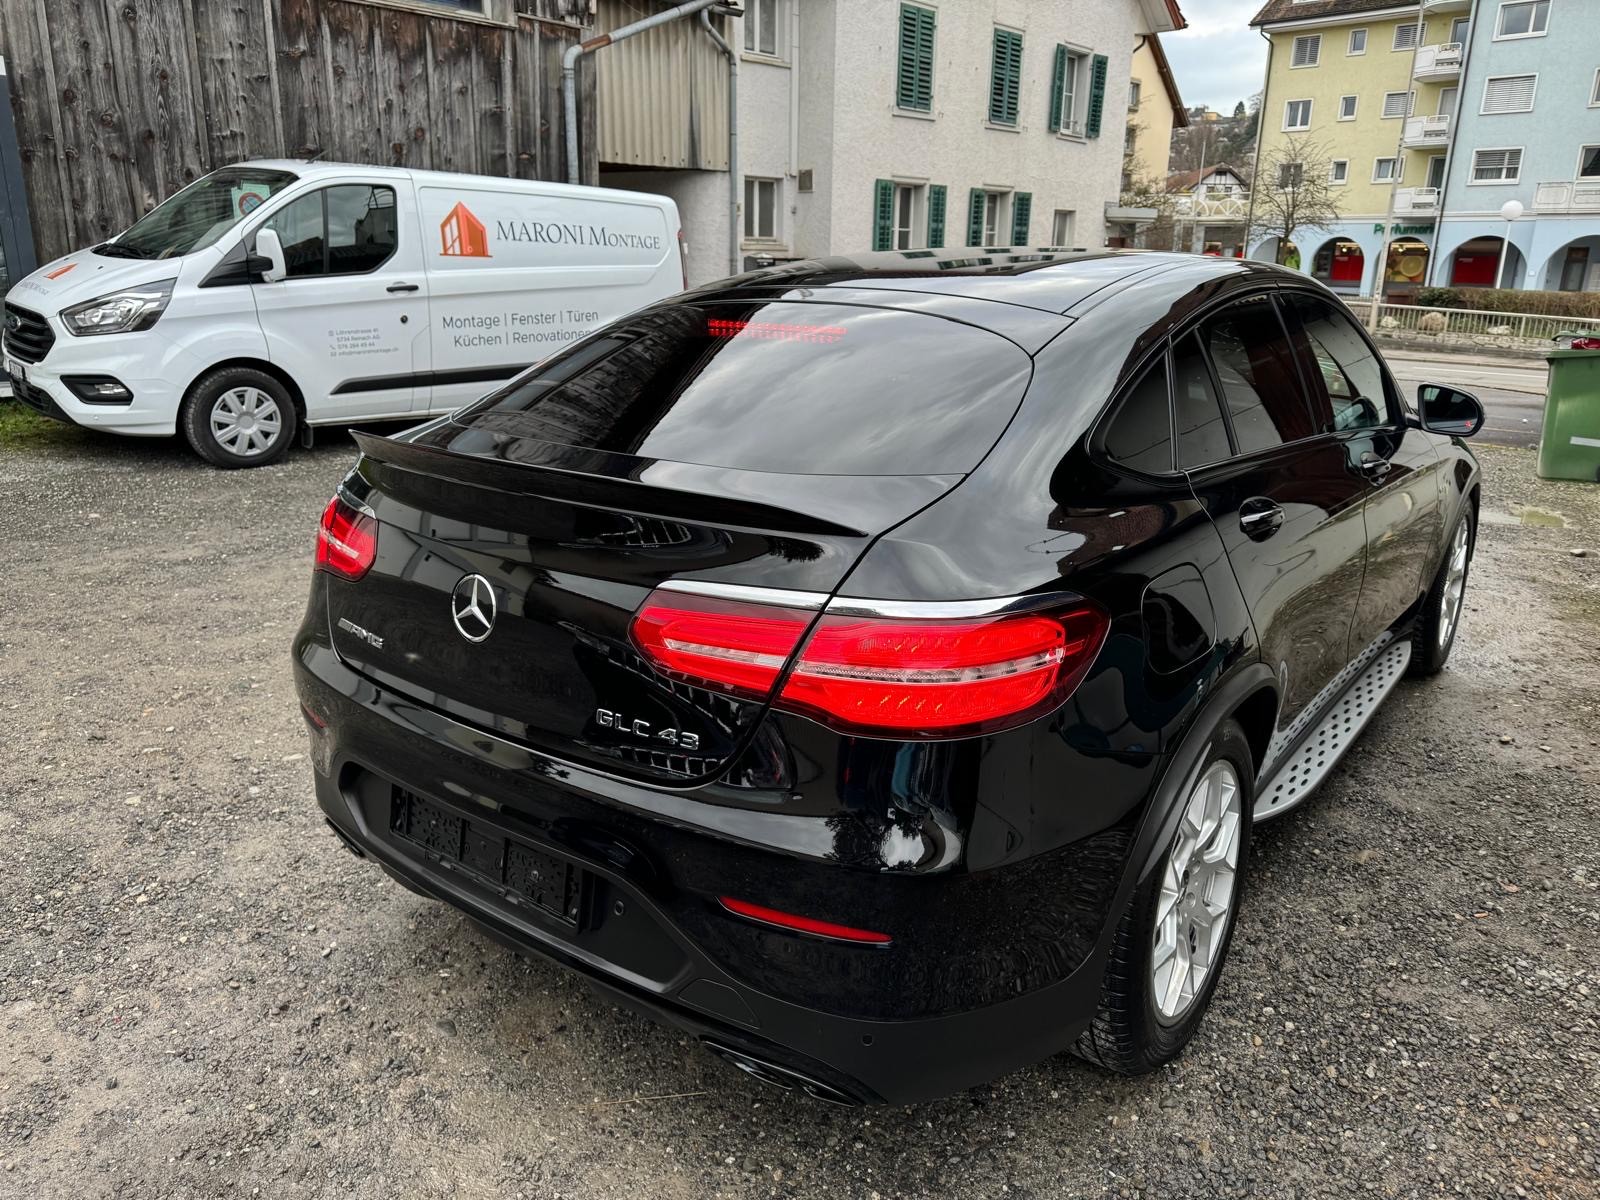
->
left=630, top=590, right=1107, bottom=739
left=315, top=495, right=377, bottom=581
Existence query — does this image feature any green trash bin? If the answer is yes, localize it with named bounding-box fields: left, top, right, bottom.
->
left=1538, top=349, right=1600, bottom=482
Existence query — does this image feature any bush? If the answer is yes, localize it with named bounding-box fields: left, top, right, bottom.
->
left=1449, top=288, right=1600, bottom=320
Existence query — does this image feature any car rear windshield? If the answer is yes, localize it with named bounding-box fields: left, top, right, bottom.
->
left=452, top=301, right=1033, bottom=476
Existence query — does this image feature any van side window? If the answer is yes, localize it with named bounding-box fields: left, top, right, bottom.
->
left=1280, top=293, right=1389, bottom=433
left=1195, top=295, right=1317, bottom=454
left=1103, top=354, right=1174, bottom=474
left=261, top=185, right=397, bottom=278
left=1171, top=332, right=1234, bottom=468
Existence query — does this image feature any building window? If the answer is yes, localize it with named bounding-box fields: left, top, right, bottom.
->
left=1579, top=146, right=1600, bottom=180
left=1470, top=147, right=1522, bottom=183
left=1482, top=74, right=1538, bottom=113
left=989, top=28, right=1024, bottom=126
left=896, top=4, right=936, bottom=112
left=1277, top=161, right=1304, bottom=189
left=1329, top=159, right=1349, bottom=184
left=1373, top=157, right=1398, bottom=182
left=893, top=183, right=922, bottom=249
left=1291, top=34, right=1321, bottom=67
left=1129, top=79, right=1142, bottom=109
left=1392, top=22, right=1421, bottom=51
left=1051, top=44, right=1092, bottom=135
left=743, top=0, right=783, bottom=57
left=1283, top=98, right=1312, bottom=130
left=1592, top=68, right=1600, bottom=107
left=1450, top=17, right=1471, bottom=43
left=982, top=191, right=1004, bottom=243
left=1052, top=209, right=1075, bottom=245
left=1496, top=1, right=1549, bottom=39
left=1381, top=91, right=1415, bottom=118
left=744, top=177, right=779, bottom=240
left=1338, top=94, right=1358, bottom=120
left=1347, top=28, right=1367, bottom=55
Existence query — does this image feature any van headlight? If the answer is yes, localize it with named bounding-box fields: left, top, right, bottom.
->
left=61, top=279, right=175, bottom=336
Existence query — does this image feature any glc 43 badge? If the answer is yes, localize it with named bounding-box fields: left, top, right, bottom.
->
left=595, top=708, right=700, bottom=750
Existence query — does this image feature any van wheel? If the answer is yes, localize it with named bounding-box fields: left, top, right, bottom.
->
left=1074, top=721, right=1253, bottom=1075
left=180, top=367, right=297, bottom=468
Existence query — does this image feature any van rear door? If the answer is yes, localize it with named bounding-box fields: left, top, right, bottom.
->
left=415, top=184, right=677, bottom=416
left=251, top=179, right=429, bottom=421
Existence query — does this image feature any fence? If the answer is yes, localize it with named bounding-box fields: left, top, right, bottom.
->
left=1363, top=302, right=1600, bottom=351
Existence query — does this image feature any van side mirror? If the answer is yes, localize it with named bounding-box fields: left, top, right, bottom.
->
left=253, top=229, right=287, bottom=283
left=1417, top=383, right=1484, bottom=437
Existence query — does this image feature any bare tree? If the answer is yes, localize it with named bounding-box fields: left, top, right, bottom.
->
left=1248, top=137, right=1345, bottom=267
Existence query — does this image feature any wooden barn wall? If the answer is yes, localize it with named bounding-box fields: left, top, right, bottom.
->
left=0, top=0, right=594, bottom=263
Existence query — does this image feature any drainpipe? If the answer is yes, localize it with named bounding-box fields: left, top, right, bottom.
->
left=1367, top=12, right=1426, bottom=326
left=698, top=9, right=740, bottom=277
left=562, top=0, right=723, bottom=186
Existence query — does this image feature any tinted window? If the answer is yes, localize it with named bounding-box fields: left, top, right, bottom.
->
left=455, top=302, right=1034, bottom=476
left=1171, top=332, right=1234, bottom=468
left=1282, top=293, right=1388, bottom=432
left=1196, top=296, right=1316, bottom=454
left=1104, top=356, right=1173, bottom=474
left=262, top=185, right=397, bottom=278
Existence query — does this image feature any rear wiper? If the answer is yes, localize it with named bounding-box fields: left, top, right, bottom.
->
left=91, top=242, right=147, bottom=259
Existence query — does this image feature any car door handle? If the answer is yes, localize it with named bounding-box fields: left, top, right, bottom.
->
left=386, top=282, right=420, bottom=294
left=1360, top=452, right=1392, bottom=479
left=1238, top=497, right=1284, bottom=539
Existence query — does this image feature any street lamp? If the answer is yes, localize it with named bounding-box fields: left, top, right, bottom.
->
left=1495, top=199, right=1524, bottom=290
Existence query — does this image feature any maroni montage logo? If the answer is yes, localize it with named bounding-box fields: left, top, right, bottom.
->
left=495, top=219, right=662, bottom=251
left=440, top=201, right=490, bottom=258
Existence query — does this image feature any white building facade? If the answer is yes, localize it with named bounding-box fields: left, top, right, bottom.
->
left=601, top=0, right=1185, bottom=286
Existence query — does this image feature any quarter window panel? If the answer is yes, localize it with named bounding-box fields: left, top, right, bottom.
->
left=1104, top=355, right=1174, bottom=474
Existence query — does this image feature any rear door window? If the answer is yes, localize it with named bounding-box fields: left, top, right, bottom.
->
left=1195, top=295, right=1318, bottom=454
left=1280, top=292, right=1391, bottom=433
left=1103, top=355, right=1174, bottom=474
left=454, top=302, right=1034, bottom=476
left=1171, top=332, right=1234, bottom=468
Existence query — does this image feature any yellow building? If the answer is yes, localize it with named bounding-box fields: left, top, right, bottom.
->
left=1249, top=0, right=1466, bottom=296
left=1124, top=33, right=1188, bottom=189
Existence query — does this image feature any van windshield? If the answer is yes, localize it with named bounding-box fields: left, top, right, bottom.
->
left=102, top=167, right=298, bottom=260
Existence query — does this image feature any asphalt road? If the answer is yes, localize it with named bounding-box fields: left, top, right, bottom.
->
left=1383, top=348, right=1549, bottom=449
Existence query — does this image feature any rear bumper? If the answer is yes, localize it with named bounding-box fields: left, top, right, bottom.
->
left=293, top=629, right=1147, bottom=1104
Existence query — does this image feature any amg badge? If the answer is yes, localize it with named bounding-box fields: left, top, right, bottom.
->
left=595, top=708, right=700, bottom=750
left=336, top=617, right=384, bottom=649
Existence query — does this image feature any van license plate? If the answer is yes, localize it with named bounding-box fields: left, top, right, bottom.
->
left=4, top=357, right=24, bottom=383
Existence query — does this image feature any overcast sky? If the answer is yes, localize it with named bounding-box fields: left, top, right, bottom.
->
left=1161, top=0, right=1269, bottom=115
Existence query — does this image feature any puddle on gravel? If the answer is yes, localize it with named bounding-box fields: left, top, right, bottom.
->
left=1484, top=505, right=1571, bottom=529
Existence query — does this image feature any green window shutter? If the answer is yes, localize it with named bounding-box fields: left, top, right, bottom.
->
left=1085, top=53, right=1109, bottom=138
left=988, top=29, right=1022, bottom=125
left=896, top=5, right=935, bottom=112
left=1049, top=45, right=1067, bottom=132
left=1010, top=193, right=1031, bottom=245
left=926, top=184, right=947, bottom=247
left=967, top=187, right=985, bottom=247
left=873, top=179, right=895, bottom=251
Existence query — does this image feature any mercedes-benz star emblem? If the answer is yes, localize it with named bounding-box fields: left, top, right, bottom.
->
left=450, top=574, right=497, bottom=643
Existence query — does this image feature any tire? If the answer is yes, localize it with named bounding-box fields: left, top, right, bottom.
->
left=1408, top=505, right=1474, bottom=678
left=1074, top=721, right=1254, bottom=1075
left=180, top=367, right=297, bottom=468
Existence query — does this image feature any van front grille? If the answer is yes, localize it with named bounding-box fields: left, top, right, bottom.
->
left=3, top=303, right=55, bottom=363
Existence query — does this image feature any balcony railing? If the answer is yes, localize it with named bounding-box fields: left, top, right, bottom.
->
left=1533, top=180, right=1600, bottom=213
left=1401, top=114, right=1451, bottom=147
left=1170, top=192, right=1251, bottom=220
left=1394, top=187, right=1440, bottom=215
left=1420, top=0, right=1470, bottom=12
left=1412, top=42, right=1463, bottom=79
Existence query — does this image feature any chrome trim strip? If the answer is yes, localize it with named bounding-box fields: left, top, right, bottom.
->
left=824, top=591, right=1081, bottom=620
left=657, top=579, right=829, bottom=611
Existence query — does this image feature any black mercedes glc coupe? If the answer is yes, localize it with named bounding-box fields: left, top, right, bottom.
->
left=293, top=250, right=1483, bottom=1105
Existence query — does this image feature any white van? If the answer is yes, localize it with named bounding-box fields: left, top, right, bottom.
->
left=2, top=160, right=685, bottom=466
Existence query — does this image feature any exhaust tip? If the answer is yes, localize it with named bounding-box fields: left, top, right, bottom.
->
left=701, top=1039, right=862, bottom=1107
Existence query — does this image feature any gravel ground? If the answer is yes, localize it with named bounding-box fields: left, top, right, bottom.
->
left=3, top=420, right=1599, bottom=1199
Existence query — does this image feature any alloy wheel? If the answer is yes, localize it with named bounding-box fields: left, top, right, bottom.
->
left=210, top=386, right=284, bottom=458
left=1439, top=518, right=1469, bottom=650
left=1151, top=759, right=1243, bottom=1024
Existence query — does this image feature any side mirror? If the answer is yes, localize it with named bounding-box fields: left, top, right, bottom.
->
left=1417, top=383, right=1484, bottom=437
left=253, top=228, right=287, bottom=283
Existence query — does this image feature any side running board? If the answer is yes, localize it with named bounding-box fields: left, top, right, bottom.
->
left=1254, top=639, right=1412, bottom=822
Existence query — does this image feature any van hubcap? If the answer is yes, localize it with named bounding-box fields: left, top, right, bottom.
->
left=1439, top=519, right=1470, bottom=649
left=211, top=386, right=283, bottom=457
left=1151, top=760, right=1242, bottom=1024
